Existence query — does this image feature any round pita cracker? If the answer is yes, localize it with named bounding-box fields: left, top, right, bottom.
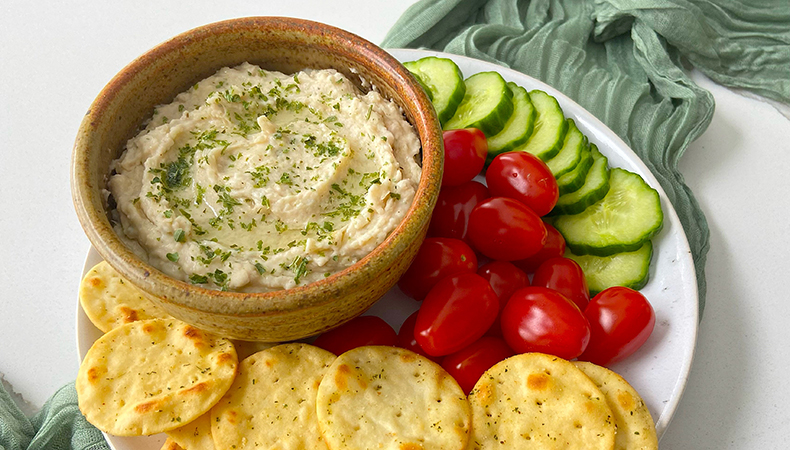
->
left=467, top=352, right=615, bottom=450
left=316, top=346, right=471, bottom=450
left=166, top=411, right=215, bottom=450
left=79, top=261, right=171, bottom=332
left=573, top=361, right=658, bottom=450
left=161, top=437, right=186, bottom=450
left=76, top=318, right=238, bottom=436
left=210, top=343, right=336, bottom=450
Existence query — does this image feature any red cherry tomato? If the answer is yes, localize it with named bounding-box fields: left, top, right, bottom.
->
left=532, top=257, right=590, bottom=311
left=512, top=222, right=566, bottom=273
left=441, top=336, right=514, bottom=394
left=313, top=315, right=397, bottom=356
left=414, top=273, right=499, bottom=357
left=578, top=286, right=656, bottom=366
left=467, top=197, right=547, bottom=261
left=486, top=151, right=559, bottom=216
left=398, top=237, right=478, bottom=301
left=428, top=180, right=489, bottom=243
left=500, top=286, right=591, bottom=360
left=442, top=128, right=488, bottom=186
left=477, top=261, right=530, bottom=302
left=396, top=310, right=438, bottom=361
left=477, top=261, right=530, bottom=337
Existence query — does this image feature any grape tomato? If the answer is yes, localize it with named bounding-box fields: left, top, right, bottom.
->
left=441, top=336, right=514, bottom=394
left=414, top=273, right=499, bottom=357
left=428, top=180, right=489, bottom=243
left=532, top=257, right=590, bottom=311
left=500, top=286, right=591, bottom=360
left=579, top=286, right=656, bottom=366
left=467, top=197, right=547, bottom=261
left=477, top=261, right=530, bottom=303
left=312, top=315, right=397, bottom=356
left=398, top=237, right=478, bottom=301
left=396, top=310, right=438, bottom=360
left=485, top=151, right=559, bottom=216
left=477, top=261, right=530, bottom=337
left=512, top=222, right=566, bottom=273
left=442, top=128, right=488, bottom=186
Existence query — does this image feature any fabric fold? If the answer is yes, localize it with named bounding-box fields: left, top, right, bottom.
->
left=0, top=382, right=109, bottom=450
left=383, top=0, right=790, bottom=315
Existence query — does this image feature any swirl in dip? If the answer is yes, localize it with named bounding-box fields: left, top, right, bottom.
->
left=108, top=63, right=421, bottom=292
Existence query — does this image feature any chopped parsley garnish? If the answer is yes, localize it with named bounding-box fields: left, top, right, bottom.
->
left=164, top=158, right=191, bottom=190
left=282, top=256, right=310, bottom=285
left=211, top=269, right=228, bottom=287
left=254, top=262, right=266, bottom=275
left=189, top=273, right=208, bottom=284
left=188, top=269, right=229, bottom=290
left=324, top=183, right=366, bottom=221
left=218, top=191, right=242, bottom=213
left=303, top=134, right=344, bottom=159
left=359, top=171, right=382, bottom=188
left=247, top=165, right=270, bottom=188
left=278, top=172, right=293, bottom=186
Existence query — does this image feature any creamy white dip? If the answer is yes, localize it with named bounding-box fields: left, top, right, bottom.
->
left=108, top=63, right=421, bottom=292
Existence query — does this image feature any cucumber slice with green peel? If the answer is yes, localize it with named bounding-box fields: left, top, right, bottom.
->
left=403, top=57, right=465, bottom=125
left=485, top=83, right=536, bottom=163
left=545, top=119, right=585, bottom=178
left=412, top=74, right=434, bottom=101
left=553, top=167, right=663, bottom=256
left=566, top=241, right=653, bottom=295
left=550, top=145, right=610, bottom=216
left=556, top=142, right=593, bottom=196
left=512, top=90, right=567, bottom=161
left=444, top=71, right=514, bottom=136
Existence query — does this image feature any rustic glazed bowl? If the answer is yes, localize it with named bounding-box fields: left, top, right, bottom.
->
left=71, top=17, right=443, bottom=341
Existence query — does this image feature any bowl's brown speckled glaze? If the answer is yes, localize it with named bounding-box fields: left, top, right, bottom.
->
left=71, top=17, right=443, bottom=341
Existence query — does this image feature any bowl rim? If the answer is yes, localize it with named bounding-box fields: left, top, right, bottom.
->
left=71, top=16, right=443, bottom=316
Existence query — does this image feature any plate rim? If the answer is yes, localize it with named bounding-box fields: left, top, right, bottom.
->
left=76, top=48, right=699, bottom=448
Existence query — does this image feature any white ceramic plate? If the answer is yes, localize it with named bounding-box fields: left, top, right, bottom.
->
left=76, top=49, right=698, bottom=449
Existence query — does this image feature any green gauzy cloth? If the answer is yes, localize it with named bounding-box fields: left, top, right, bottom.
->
left=0, top=382, right=108, bottom=450
left=383, top=0, right=790, bottom=316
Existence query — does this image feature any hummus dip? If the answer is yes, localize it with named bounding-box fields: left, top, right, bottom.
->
left=108, top=63, right=421, bottom=292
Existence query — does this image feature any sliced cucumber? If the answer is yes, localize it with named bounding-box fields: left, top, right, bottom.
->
left=412, top=74, right=434, bottom=101
left=566, top=241, right=653, bottom=295
left=553, top=167, right=663, bottom=256
left=511, top=90, right=567, bottom=161
left=403, top=57, right=465, bottom=125
left=545, top=119, right=585, bottom=178
left=444, top=71, right=514, bottom=137
left=556, top=143, right=593, bottom=196
left=485, top=83, right=536, bottom=163
left=550, top=145, right=610, bottom=216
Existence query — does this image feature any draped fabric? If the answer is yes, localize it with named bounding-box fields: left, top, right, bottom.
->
left=383, top=0, right=790, bottom=316
left=0, top=382, right=109, bottom=450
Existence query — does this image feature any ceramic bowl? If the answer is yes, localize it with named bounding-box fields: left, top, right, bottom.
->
left=71, top=17, right=443, bottom=341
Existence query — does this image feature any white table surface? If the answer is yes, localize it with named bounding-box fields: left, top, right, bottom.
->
left=2, top=1, right=789, bottom=448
